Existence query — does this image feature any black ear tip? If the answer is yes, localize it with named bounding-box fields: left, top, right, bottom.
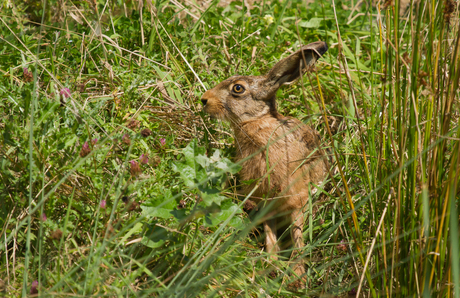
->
left=321, top=42, right=329, bottom=55
left=302, top=41, right=328, bottom=58
left=315, top=41, right=328, bottom=56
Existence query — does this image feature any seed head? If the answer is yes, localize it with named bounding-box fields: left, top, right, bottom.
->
left=127, top=120, right=140, bottom=129
left=23, top=68, right=33, bottom=82
left=139, top=154, right=149, bottom=164
left=141, top=128, right=152, bottom=137
left=122, top=134, right=131, bottom=146
left=129, top=160, right=142, bottom=176
left=50, top=229, right=63, bottom=240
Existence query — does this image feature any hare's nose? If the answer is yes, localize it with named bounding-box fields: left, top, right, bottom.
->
left=201, top=90, right=213, bottom=106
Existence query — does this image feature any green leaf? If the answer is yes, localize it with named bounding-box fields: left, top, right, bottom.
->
left=64, top=135, right=78, bottom=149
left=170, top=209, right=188, bottom=222
left=182, top=141, right=206, bottom=167
left=299, top=18, right=322, bottom=28
left=118, top=222, right=143, bottom=247
left=195, top=153, right=210, bottom=169
left=141, top=189, right=178, bottom=220
left=172, top=141, right=207, bottom=187
left=171, top=162, right=197, bottom=188
left=199, top=187, right=227, bottom=206
left=215, top=157, right=241, bottom=174
left=141, top=222, right=169, bottom=248
left=202, top=199, right=243, bottom=228
left=341, top=42, right=370, bottom=72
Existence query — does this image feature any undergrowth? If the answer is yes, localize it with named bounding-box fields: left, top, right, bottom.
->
left=0, top=0, right=459, bottom=297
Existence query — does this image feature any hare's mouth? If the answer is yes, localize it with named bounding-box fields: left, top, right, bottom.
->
left=207, top=112, right=227, bottom=121
left=202, top=102, right=227, bottom=120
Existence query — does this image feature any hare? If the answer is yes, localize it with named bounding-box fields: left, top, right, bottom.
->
left=201, top=41, right=329, bottom=278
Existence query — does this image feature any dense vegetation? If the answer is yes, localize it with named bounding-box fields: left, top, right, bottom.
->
left=0, top=0, right=459, bottom=296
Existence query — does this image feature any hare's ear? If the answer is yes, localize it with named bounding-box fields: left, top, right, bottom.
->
left=265, top=41, right=328, bottom=89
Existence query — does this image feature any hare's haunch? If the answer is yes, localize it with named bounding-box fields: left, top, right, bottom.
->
left=201, top=41, right=329, bottom=280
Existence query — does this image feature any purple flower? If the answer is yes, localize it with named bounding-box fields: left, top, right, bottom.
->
left=91, top=138, right=98, bottom=145
left=80, top=141, right=91, bottom=157
left=129, top=160, right=142, bottom=176
left=100, top=200, right=106, bottom=209
left=159, top=138, right=166, bottom=146
left=30, top=280, right=39, bottom=295
left=139, top=154, right=148, bottom=164
left=60, top=88, right=71, bottom=99
left=348, top=288, right=357, bottom=296
left=41, top=213, right=47, bottom=221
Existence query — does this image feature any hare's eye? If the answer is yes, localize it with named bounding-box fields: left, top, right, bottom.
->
left=232, top=84, right=245, bottom=94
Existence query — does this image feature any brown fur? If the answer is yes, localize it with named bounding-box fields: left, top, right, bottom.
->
left=201, top=41, right=329, bottom=280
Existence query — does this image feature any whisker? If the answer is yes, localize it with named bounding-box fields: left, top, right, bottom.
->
left=224, top=108, right=258, bottom=153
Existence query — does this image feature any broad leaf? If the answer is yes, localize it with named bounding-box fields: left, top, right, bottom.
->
left=141, top=189, right=178, bottom=220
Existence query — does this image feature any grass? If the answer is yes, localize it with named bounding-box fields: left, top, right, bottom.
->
left=0, top=0, right=459, bottom=297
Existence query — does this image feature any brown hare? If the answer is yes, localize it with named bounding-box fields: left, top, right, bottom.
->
left=201, top=41, right=329, bottom=279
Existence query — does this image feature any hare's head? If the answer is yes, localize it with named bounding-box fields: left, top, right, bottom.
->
left=201, top=41, right=328, bottom=124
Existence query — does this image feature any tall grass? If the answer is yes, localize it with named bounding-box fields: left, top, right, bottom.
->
left=375, top=0, right=459, bottom=296
left=0, top=0, right=459, bottom=297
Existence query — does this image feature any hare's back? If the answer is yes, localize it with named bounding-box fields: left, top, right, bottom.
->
left=283, top=118, right=328, bottom=182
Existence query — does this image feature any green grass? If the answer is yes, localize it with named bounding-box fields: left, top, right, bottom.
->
left=0, top=0, right=459, bottom=297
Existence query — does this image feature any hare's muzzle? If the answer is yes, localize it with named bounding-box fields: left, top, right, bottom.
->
left=201, top=90, right=224, bottom=119
left=201, top=90, right=212, bottom=107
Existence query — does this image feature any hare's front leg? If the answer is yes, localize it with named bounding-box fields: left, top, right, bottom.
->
left=290, top=209, right=306, bottom=277
left=263, top=218, right=280, bottom=260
